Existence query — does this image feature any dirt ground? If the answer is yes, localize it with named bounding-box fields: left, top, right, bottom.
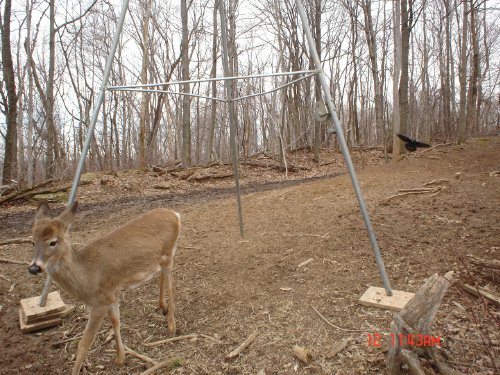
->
left=0, top=138, right=498, bottom=375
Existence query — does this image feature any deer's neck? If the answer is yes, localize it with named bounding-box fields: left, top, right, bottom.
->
left=48, top=244, right=90, bottom=302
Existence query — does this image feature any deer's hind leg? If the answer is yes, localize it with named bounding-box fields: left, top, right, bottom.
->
left=159, top=252, right=176, bottom=335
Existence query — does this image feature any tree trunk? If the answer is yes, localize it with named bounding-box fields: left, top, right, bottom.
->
left=457, top=0, right=468, bottom=144
left=139, top=0, right=152, bottom=168
left=361, top=0, right=384, bottom=146
left=180, top=0, right=191, bottom=167
left=392, top=0, right=402, bottom=159
left=1, top=0, right=18, bottom=185
left=312, top=0, right=321, bottom=163
left=206, top=0, right=218, bottom=163
left=466, top=0, right=479, bottom=137
left=398, top=0, right=410, bottom=150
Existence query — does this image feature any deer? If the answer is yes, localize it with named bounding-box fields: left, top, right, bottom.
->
left=28, top=201, right=181, bottom=375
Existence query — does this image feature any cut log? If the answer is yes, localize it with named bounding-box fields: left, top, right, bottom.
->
left=387, top=271, right=454, bottom=375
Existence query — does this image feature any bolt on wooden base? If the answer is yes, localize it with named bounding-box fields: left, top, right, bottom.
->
left=19, top=291, right=72, bottom=333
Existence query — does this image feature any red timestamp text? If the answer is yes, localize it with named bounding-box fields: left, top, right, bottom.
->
left=367, top=333, right=441, bottom=348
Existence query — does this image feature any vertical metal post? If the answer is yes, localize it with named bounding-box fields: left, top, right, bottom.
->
left=295, top=0, right=393, bottom=295
left=219, top=0, right=244, bottom=237
left=38, top=0, right=131, bottom=306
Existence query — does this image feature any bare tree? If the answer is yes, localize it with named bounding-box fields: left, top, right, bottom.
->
left=181, top=0, right=192, bottom=167
left=457, top=0, right=468, bottom=144
left=0, top=0, right=18, bottom=185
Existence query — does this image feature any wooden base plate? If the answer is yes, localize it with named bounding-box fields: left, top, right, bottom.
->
left=19, top=309, right=62, bottom=333
left=19, top=291, right=68, bottom=333
left=359, top=286, right=415, bottom=311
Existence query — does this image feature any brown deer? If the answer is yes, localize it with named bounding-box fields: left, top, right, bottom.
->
left=28, top=201, right=181, bottom=375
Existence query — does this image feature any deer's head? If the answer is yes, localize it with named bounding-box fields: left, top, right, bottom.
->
left=29, top=201, right=78, bottom=275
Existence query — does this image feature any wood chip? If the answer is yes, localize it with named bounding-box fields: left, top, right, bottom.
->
left=297, top=258, right=314, bottom=268
left=292, top=345, right=313, bottom=364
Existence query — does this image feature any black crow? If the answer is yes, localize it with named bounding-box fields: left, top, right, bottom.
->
left=397, top=133, right=430, bottom=152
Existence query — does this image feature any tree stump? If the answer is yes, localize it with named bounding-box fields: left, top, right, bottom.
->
left=386, top=271, right=460, bottom=374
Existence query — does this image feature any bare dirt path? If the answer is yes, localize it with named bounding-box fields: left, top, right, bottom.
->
left=1, top=138, right=498, bottom=374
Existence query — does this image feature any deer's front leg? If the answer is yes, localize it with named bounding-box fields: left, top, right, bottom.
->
left=108, top=303, right=125, bottom=366
left=73, top=306, right=107, bottom=375
left=160, top=256, right=176, bottom=336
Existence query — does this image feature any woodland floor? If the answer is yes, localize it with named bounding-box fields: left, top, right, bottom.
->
left=0, top=137, right=499, bottom=375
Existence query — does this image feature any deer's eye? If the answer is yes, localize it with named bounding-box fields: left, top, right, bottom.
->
left=49, top=240, right=58, bottom=247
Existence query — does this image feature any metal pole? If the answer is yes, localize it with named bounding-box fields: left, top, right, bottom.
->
left=39, top=0, right=131, bottom=307
left=219, top=0, right=244, bottom=237
left=295, top=0, right=393, bottom=296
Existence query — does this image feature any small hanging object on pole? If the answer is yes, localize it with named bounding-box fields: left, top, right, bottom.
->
left=315, top=100, right=330, bottom=122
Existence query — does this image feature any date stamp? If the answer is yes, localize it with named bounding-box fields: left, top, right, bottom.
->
left=367, top=333, right=441, bottom=348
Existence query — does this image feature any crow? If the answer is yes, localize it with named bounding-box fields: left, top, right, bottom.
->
left=397, top=133, right=430, bottom=152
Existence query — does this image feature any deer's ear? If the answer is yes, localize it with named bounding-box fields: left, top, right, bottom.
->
left=59, top=201, right=78, bottom=228
left=35, top=202, right=51, bottom=221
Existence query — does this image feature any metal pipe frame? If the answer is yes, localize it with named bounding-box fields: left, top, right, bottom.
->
left=295, top=0, right=393, bottom=296
left=106, top=69, right=318, bottom=91
left=38, top=0, right=132, bottom=307
left=106, top=71, right=316, bottom=104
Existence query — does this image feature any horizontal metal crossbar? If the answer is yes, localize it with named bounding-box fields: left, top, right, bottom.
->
left=107, top=71, right=317, bottom=103
left=106, top=69, right=318, bottom=91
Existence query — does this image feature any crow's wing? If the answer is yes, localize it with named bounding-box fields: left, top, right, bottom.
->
left=413, top=140, right=430, bottom=148
left=397, top=133, right=412, bottom=143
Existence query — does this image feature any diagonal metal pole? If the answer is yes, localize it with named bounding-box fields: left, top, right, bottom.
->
left=295, top=0, right=393, bottom=295
left=219, top=0, right=244, bottom=237
left=38, top=0, right=131, bottom=306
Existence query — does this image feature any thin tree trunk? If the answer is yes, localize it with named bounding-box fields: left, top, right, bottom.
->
left=1, top=0, right=18, bottom=185
left=180, top=0, right=191, bottom=167
left=392, top=0, right=402, bottom=159
left=457, top=0, right=468, bottom=144
left=399, top=0, right=411, bottom=149
left=139, top=0, right=152, bottom=168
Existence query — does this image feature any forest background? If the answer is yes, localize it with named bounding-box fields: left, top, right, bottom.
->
left=1, top=0, right=499, bottom=187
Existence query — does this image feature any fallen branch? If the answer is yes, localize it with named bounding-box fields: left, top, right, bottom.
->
left=385, top=186, right=445, bottom=202
left=312, top=306, right=366, bottom=332
left=0, top=273, right=12, bottom=283
left=144, top=333, right=197, bottom=347
left=0, top=258, right=29, bottom=265
left=0, top=179, right=54, bottom=204
left=0, top=180, right=92, bottom=204
left=467, top=255, right=500, bottom=270
left=462, top=284, right=500, bottom=307
left=124, top=345, right=158, bottom=366
left=186, top=172, right=233, bottom=182
left=423, top=179, right=450, bottom=186
left=225, top=331, right=258, bottom=360
left=0, top=237, right=32, bottom=246
left=419, top=142, right=454, bottom=153
left=139, top=357, right=179, bottom=375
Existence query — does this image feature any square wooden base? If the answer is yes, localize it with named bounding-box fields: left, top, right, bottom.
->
left=359, top=286, right=415, bottom=311
left=19, top=291, right=67, bottom=333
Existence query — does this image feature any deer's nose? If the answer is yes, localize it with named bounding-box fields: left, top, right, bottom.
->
left=28, top=264, right=42, bottom=275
